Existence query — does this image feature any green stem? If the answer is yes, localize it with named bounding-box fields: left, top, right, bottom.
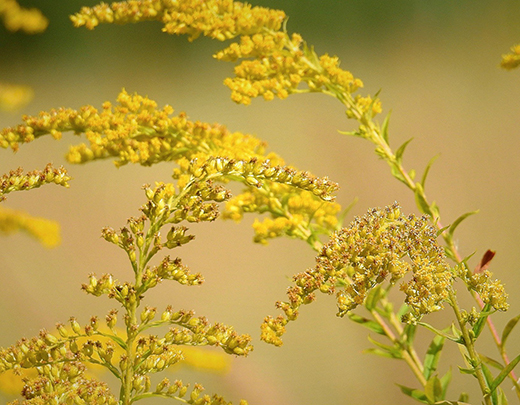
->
left=370, top=309, right=427, bottom=387
left=449, top=290, right=492, bottom=405
left=385, top=299, right=426, bottom=377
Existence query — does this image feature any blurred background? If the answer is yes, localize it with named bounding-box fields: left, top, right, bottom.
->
left=1, top=0, right=520, bottom=404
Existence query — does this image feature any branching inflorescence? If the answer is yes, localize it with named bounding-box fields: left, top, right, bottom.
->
left=1, top=1, right=519, bottom=405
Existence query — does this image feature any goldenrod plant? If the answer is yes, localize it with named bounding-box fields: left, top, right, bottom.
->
left=1, top=1, right=519, bottom=404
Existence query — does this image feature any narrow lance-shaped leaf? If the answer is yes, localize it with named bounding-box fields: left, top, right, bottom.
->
left=489, top=353, right=520, bottom=393
left=418, top=322, right=459, bottom=343
left=501, top=313, right=520, bottom=349
left=396, top=384, right=428, bottom=403
left=479, top=354, right=504, bottom=370
left=414, top=183, right=433, bottom=216
left=364, top=348, right=398, bottom=359
left=380, top=110, right=391, bottom=144
left=424, top=333, right=446, bottom=380
left=366, top=335, right=402, bottom=359
left=481, top=363, right=498, bottom=405
left=498, top=387, right=509, bottom=405
left=420, top=154, right=440, bottom=189
left=402, top=323, right=417, bottom=347
left=347, top=313, right=385, bottom=335
left=472, top=304, right=494, bottom=340
left=439, top=367, right=452, bottom=400
left=425, top=375, right=443, bottom=404
left=447, top=210, right=479, bottom=241
left=365, top=285, right=384, bottom=311
left=395, top=138, right=413, bottom=164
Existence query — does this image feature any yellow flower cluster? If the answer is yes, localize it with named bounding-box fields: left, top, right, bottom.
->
left=224, top=184, right=340, bottom=244
left=0, top=164, right=71, bottom=202
left=7, top=362, right=117, bottom=405
left=183, top=156, right=338, bottom=201
left=0, top=307, right=252, bottom=398
left=219, top=34, right=365, bottom=105
left=0, top=0, right=48, bottom=33
left=0, top=207, right=61, bottom=248
left=70, top=1, right=373, bottom=111
left=71, top=0, right=285, bottom=42
left=501, top=44, right=520, bottom=70
left=144, top=380, right=247, bottom=405
left=0, top=83, right=33, bottom=112
left=469, top=270, right=509, bottom=312
left=0, top=90, right=274, bottom=170
left=261, top=203, right=455, bottom=346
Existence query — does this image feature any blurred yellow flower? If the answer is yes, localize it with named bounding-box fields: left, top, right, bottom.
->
left=0, top=83, right=33, bottom=112
left=0, top=0, right=48, bottom=33
left=0, top=206, right=61, bottom=248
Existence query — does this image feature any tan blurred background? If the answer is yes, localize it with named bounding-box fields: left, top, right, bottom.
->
left=1, top=1, right=520, bottom=404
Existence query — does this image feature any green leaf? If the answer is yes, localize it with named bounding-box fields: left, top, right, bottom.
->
left=381, top=111, right=391, bottom=143
left=481, top=363, right=498, bottom=405
left=450, top=323, right=463, bottom=341
left=460, top=252, right=477, bottom=268
left=447, top=210, right=479, bottom=240
left=472, top=304, right=493, bottom=339
left=397, top=384, right=429, bottom=403
left=363, top=347, right=397, bottom=359
left=390, top=163, right=407, bottom=184
left=367, top=335, right=402, bottom=359
left=96, top=332, right=127, bottom=350
left=418, top=322, right=459, bottom=342
left=395, top=138, right=414, bottom=163
left=439, top=368, right=452, bottom=399
left=489, top=353, right=520, bottom=393
left=347, top=313, right=385, bottom=335
left=434, top=402, right=471, bottom=405
left=436, top=225, right=450, bottom=238
left=498, top=387, right=509, bottom=405
left=444, top=247, right=457, bottom=262
left=425, top=376, right=443, bottom=403
left=421, top=154, right=440, bottom=189
left=396, top=303, right=409, bottom=320
left=424, top=376, right=442, bottom=402
left=458, top=366, right=477, bottom=375
left=403, top=323, right=417, bottom=346
left=414, top=183, right=433, bottom=216
left=501, top=313, right=520, bottom=349
left=480, top=354, right=505, bottom=370
left=365, top=285, right=383, bottom=311
left=430, top=201, right=440, bottom=220
left=338, top=129, right=363, bottom=138
left=424, top=334, right=446, bottom=380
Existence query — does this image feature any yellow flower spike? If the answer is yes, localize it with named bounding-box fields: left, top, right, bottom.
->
left=71, top=0, right=285, bottom=41
left=0, top=206, right=61, bottom=248
left=0, top=164, right=71, bottom=202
